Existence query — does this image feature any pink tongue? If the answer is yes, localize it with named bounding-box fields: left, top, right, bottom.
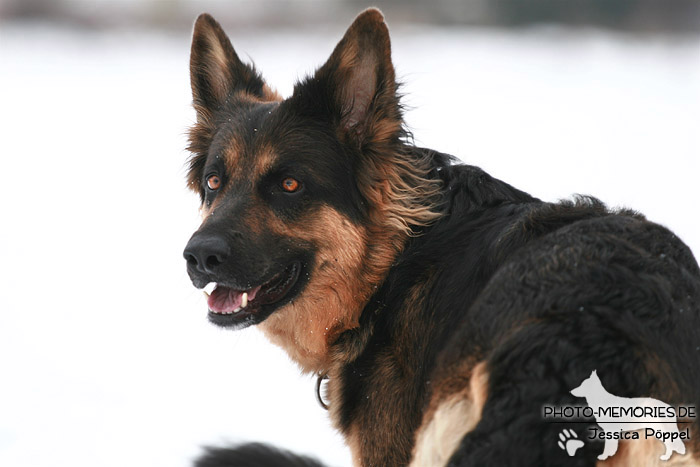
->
left=207, top=285, right=260, bottom=313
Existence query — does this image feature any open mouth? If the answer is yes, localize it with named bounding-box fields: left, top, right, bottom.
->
left=204, top=262, right=301, bottom=326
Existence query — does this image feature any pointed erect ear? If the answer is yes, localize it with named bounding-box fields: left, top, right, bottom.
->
left=189, top=14, right=276, bottom=113
left=296, top=8, right=401, bottom=146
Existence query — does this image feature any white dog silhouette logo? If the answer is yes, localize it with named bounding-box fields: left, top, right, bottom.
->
left=570, top=370, right=686, bottom=461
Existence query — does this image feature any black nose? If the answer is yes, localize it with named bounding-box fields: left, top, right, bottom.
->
left=183, top=233, right=230, bottom=274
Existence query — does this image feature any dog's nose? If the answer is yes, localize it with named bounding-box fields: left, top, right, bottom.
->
left=183, top=233, right=230, bottom=274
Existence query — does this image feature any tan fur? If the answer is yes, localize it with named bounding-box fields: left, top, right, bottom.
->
left=200, top=27, right=233, bottom=104
left=411, top=362, right=489, bottom=466
left=220, top=136, right=244, bottom=179
left=345, top=425, right=364, bottom=467
left=597, top=437, right=699, bottom=466
left=412, top=397, right=474, bottom=466
left=259, top=206, right=382, bottom=373
left=262, top=83, right=283, bottom=102
left=249, top=145, right=278, bottom=180
left=358, top=148, right=443, bottom=238
left=221, top=142, right=275, bottom=183
left=335, top=44, right=360, bottom=80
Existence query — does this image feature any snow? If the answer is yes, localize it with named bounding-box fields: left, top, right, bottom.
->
left=0, top=22, right=698, bottom=467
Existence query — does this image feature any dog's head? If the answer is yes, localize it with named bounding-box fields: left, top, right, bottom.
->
left=183, top=9, right=442, bottom=372
left=570, top=370, right=603, bottom=398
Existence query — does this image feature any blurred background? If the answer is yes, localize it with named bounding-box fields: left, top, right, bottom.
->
left=3, top=0, right=700, bottom=30
left=1, top=1, right=698, bottom=467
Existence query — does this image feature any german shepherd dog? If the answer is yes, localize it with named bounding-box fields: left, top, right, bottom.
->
left=183, top=9, right=700, bottom=466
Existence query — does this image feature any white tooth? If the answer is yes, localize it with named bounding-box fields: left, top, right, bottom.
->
left=203, top=282, right=216, bottom=294
left=203, top=291, right=210, bottom=298
left=241, top=292, right=248, bottom=308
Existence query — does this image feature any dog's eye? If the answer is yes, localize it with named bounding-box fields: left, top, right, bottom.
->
left=207, top=175, right=221, bottom=191
left=281, top=177, right=301, bottom=193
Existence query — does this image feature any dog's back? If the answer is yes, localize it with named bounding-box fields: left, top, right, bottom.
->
left=362, top=160, right=700, bottom=465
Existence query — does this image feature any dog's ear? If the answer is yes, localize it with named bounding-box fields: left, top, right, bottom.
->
left=292, top=8, right=401, bottom=147
left=189, top=13, right=274, bottom=114
left=188, top=14, right=280, bottom=196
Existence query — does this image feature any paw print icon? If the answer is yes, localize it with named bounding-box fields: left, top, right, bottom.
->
left=558, top=428, right=584, bottom=457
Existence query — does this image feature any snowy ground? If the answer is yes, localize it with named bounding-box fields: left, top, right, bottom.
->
left=0, top=21, right=698, bottom=467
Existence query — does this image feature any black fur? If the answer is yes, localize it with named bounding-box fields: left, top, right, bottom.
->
left=195, top=443, right=323, bottom=467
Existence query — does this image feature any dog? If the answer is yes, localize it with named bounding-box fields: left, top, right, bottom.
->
left=183, top=8, right=700, bottom=466
left=571, top=370, right=687, bottom=462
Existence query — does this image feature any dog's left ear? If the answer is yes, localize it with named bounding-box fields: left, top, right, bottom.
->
left=292, top=8, right=401, bottom=147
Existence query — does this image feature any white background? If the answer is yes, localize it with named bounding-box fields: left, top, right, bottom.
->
left=1, top=20, right=698, bottom=467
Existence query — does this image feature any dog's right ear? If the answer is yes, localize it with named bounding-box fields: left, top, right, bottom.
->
left=189, top=14, right=273, bottom=114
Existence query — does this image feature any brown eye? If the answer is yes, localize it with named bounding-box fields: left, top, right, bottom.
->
left=207, top=175, right=221, bottom=191
left=281, top=177, right=300, bottom=193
